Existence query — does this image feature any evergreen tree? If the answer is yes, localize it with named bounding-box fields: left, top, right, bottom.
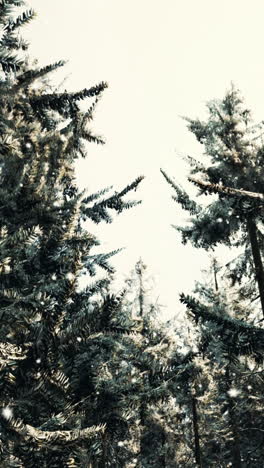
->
left=162, top=87, right=264, bottom=465
left=119, top=259, right=180, bottom=467
left=0, top=2, right=144, bottom=466
left=161, top=85, right=264, bottom=317
left=66, top=258, right=183, bottom=468
left=181, top=261, right=264, bottom=466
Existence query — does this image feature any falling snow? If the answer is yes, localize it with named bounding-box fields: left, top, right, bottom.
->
left=66, top=272, right=75, bottom=281
left=227, top=388, right=241, bottom=398
left=2, top=407, right=13, bottom=420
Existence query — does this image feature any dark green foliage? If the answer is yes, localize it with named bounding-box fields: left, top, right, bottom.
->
left=180, top=293, right=264, bottom=357
left=163, top=88, right=264, bottom=465
left=182, top=266, right=264, bottom=466
left=82, top=176, right=144, bottom=224
left=0, top=2, right=145, bottom=466
left=15, top=61, right=66, bottom=89
left=161, top=87, right=264, bottom=286
left=0, top=2, right=35, bottom=73
left=160, top=168, right=200, bottom=215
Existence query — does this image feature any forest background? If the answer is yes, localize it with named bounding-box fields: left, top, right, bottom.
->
left=1, top=1, right=264, bottom=466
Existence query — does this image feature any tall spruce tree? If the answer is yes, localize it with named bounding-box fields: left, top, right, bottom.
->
left=161, top=85, right=264, bottom=317
left=67, top=258, right=184, bottom=468
left=120, top=259, right=180, bottom=467
left=121, top=259, right=170, bottom=468
left=0, top=2, right=144, bottom=466
left=162, top=87, right=264, bottom=466
left=181, top=260, right=264, bottom=466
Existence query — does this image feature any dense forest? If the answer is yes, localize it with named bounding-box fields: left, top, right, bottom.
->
left=0, top=2, right=264, bottom=467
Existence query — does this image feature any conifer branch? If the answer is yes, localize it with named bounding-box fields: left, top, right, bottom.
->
left=4, top=416, right=105, bottom=445
left=180, top=293, right=264, bottom=354
left=161, top=169, right=201, bottom=214
left=189, top=177, right=264, bottom=203
left=4, top=9, right=35, bottom=33
left=15, top=61, right=66, bottom=89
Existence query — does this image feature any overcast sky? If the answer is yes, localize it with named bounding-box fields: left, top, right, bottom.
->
left=22, top=0, right=264, bottom=319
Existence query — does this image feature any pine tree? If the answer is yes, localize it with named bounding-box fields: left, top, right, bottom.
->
left=66, top=258, right=182, bottom=468
left=181, top=260, right=264, bottom=466
left=161, top=85, right=264, bottom=317
left=0, top=2, right=144, bottom=466
left=121, top=259, right=185, bottom=468
left=162, top=87, right=264, bottom=465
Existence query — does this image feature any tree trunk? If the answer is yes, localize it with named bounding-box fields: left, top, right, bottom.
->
left=160, top=429, right=166, bottom=467
left=138, top=265, right=144, bottom=318
left=192, top=395, right=203, bottom=467
left=226, top=368, right=242, bottom=468
left=247, top=218, right=264, bottom=317
left=98, top=432, right=107, bottom=468
left=228, top=402, right=242, bottom=468
left=136, top=258, right=146, bottom=466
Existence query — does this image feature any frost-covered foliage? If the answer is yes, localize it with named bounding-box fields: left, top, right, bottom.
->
left=163, top=88, right=264, bottom=466
left=0, top=2, right=144, bottom=466
left=162, top=86, right=264, bottom=317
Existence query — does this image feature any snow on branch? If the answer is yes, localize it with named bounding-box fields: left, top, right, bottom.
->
left=189, top=177, right=264, bottom=203
left=4, top=416, right=105, bottom=446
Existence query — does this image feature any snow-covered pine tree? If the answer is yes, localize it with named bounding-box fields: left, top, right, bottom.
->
left=162, top=87, right=264, bottom=465
left=122, top=259, right=168, bottom=467
left=0, top=2, right=144, bottom=466
left=181, top=259, right=264, bottom=466
left=66, top=259, right=181, bottom=468
left=164, top=303, right=221, bottom=468
left=120, top=259, right=181, bottom=468
left=161, top=85, right=264, bottom=318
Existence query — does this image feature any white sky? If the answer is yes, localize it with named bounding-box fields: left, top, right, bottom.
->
left=22, top=0, right=264, bottom=319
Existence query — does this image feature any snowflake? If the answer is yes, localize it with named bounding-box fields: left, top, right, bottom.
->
left=2, top=407, right=13, bottom=420
left=117, top=441, right=124, bottom=447
left=77, top=337, right=82, bottom=342
left=66, top=272, right=74, bottom=281
left=25, top=142, right=32, bottom=149
left=228, top=388, right=240, bottom=398
left=216, top=217, right=223, bottom=223
left=36, top=358, right=41, bottom=364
